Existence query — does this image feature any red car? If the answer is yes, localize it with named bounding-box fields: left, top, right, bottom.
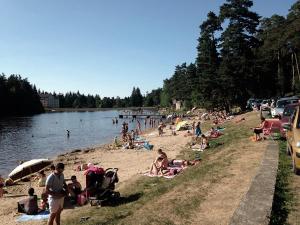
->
left=280, top=103, right=299, bottom=138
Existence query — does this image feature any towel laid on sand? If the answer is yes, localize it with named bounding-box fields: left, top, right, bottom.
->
left=16, top=210, right=50, bottom=222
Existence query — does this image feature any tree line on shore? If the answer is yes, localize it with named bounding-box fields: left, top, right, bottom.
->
left=0, top=74, right=44, bottom=116
left=42, top=86, right=148, bottom=108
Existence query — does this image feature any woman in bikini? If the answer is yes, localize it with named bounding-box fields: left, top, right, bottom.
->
left=149, top=149, right=168, bottom=175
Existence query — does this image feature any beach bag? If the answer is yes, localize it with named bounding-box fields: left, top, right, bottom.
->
left=77, top=193, right=87, bottom=206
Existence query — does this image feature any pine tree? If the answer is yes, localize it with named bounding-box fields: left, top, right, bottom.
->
left=130, top=87, right=143, bottom=107
left=196, top=11, right=222, bottom=109
left=218, top=0, right=260, bottom=110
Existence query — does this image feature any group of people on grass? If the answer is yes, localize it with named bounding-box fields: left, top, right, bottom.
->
left=200, top=111, right=233, bottom=125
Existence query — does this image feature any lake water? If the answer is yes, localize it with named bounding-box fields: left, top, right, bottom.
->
left=0, top=110, right=159, bottom=177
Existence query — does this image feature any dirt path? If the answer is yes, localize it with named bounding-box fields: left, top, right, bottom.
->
left=190, top=141, right=269, bottom=225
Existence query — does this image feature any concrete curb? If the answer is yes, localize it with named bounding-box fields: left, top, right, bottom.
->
left=230, top=141, right=279, bottom=225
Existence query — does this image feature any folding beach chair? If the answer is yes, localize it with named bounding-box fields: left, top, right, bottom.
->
left=263, top=121, right=273, bottom=136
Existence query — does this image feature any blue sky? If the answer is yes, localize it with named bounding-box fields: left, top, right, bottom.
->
left=0, top=0, right=297, bottom=97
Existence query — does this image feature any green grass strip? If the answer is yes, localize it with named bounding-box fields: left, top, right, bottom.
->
left=269, top=140, right=294, bottom=225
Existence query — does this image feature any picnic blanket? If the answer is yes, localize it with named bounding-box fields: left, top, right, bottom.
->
left=16, top=210, right=50, bottom=222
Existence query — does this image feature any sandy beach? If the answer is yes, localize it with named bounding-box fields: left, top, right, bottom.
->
left=0, top=124, right=192, bottom=225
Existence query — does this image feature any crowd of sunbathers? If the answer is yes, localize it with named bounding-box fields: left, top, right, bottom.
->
left=200, top=111, right=234, bottom=125
left=119, top=118, right=165, bottom=150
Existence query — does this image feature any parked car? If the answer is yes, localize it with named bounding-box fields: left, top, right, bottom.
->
left=280, top=103, right=299, bottom=138
left=285, top=105, right=300, bottom=174
left=271, top=96, right=299, bottom=117
left=252, top=99, right=263, bottom=110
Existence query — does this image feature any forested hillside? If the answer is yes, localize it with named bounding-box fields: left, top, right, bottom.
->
left=159, top=0, right=300, bottom=110
left=0, top=74, right=44, bottom=117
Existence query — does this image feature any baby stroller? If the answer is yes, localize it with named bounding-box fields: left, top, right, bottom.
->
left=85, top=167, right=120, bottom=206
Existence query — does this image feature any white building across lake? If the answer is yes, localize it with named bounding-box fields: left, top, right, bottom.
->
left=39, top=94, right=59, bottom=108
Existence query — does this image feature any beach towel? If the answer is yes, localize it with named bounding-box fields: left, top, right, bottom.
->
left=16, top=210, right=50, bottom=222
left=144, top=173, right=177, bottom=179
left=192, top=148, right=204, bottom=152
left=143, top=142, right=154, bottom=150
left=209, top=132, right=223, bottom=138
left=135, top=136, right=146, bottom=141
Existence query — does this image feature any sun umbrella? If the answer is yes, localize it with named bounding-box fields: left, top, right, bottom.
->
left=8, top=159, right=52, bottom=181
left=176, top=121, right=188, bottom=131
